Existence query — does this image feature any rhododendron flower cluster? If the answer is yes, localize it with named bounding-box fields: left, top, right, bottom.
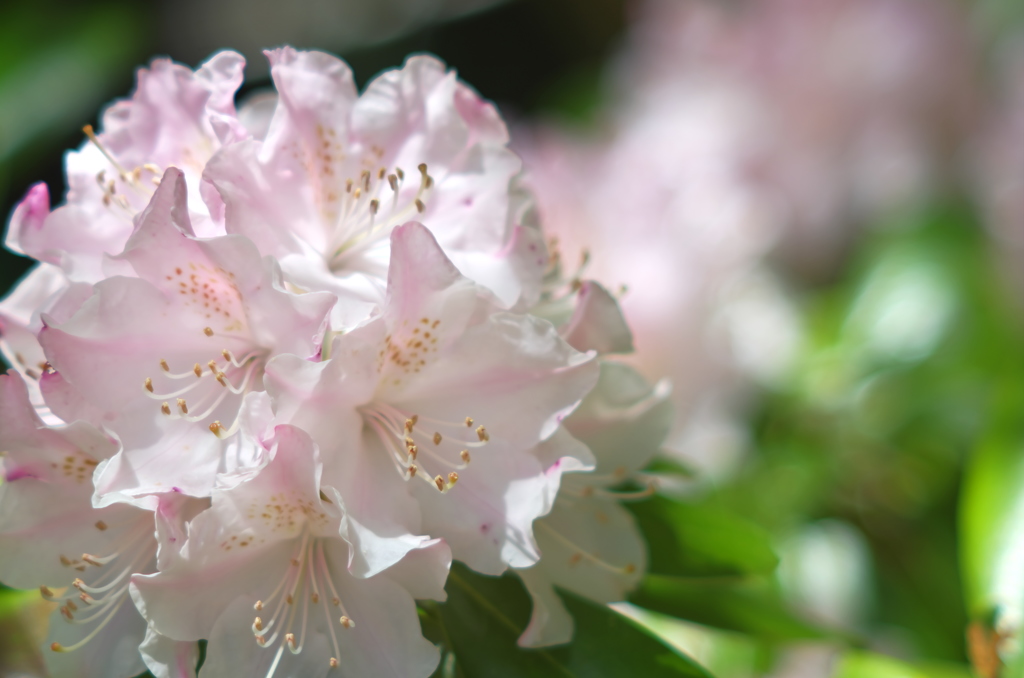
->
left=0, top=47, right=661, bottom=677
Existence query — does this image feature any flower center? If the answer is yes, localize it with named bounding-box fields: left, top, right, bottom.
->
left=251, top=534, right=354, bottom=675
left=43, top=515, right=156, bottom=654
left=145, top=332, right=267, bottom=438
left=361, top=401, right=488, bottom=493
left=325, top=162, right=435, bottom=273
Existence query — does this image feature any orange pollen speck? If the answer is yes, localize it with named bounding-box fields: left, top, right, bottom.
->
left=95, top=521, right=107, bottom=531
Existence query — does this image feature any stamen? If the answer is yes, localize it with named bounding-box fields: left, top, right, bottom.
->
left=465, top=417, right=473, bottom=427
left=82, top=125, right=129, bottom=180
left=194, top=363, right=203, bottom=378
left=160, top=359, right=170, bottom=372
left=144, top=378, right=153, bottom=393
left=339, top=616, right=354, bottom=629
left=460, top=450, right=471, bottom=464
left=161, top=402, right=171, bottom=416
left=476, top=426, right=489, bottom=442
left=177, top=398, right=188, bottom=415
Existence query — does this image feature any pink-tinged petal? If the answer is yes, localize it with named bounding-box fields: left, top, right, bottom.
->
left=140, top=624, right=199, bottom=678
left=564, top=362, right=672, bottom=478
left=353, top=56, right=521, bottom=258
left=4, top=182, right=50, bottom=257
left=378, top=538, right=451, bottom=602
left=264, top=353, right=429, bottom=577
left=131, top=425, right=335, bottom=639
left=412, top=441, right=547, bottom=574
left=382, top=227, right=598, bottom=451
left=516, top=567, right=574, bottom=648
left=532, top=498, right=645, bottom=605
left=42, top=593, right=148, bottom=678
left=561, top=282, right=634, bottom=355
left=101, top=52, right=246, bottom=173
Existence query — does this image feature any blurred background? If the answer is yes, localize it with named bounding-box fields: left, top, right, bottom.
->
left=1, top=0, right=1022, bottom=676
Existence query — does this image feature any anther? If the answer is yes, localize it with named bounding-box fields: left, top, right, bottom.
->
left=330, top=657, right=339, bottom=668
left=339, top=616, right=354, bottom=628
left=160, top=359, right=170, bottom=372
left=448, top=472, right=458, bottom=487
left=388, top=174, right=398, bottom=191
left=407, top=445, right=418, bottom=460
left=396, top=167, right=404, bottom=181
left=51, top=642, right=63, bottom=652
left=433, top=432, right=442, bottom=445
left=465, top=417, right=473, bottom=427
left=161, top=402, right=171, bottom=416
left=81, top=554, right=104, bottom=567
left=332, top=597, right=340, bottom=607
left=285, top=633, right=296, bottom=650
left=203, top=327, right=214, bottom=337
left=415, top=199, right=425, bottom=213
left=311, top=593, right=319, bottom=604
left=404, top=418, right=415, bottom=433
left=194, top=363, right=203, bottom=378
left=144, top=377, right=154, bottom=392
left=222, top=349, right=232, bottom=361
left=624, top=564, right=637, bottom=574
left=418, top=163, right=428, bottom=176
left=40, top=586, right=53, bottom=598
left=209, top=421, right=223, bottom=436
left=177, top=398, right=188, bottom=415
left=407, top=464, right=418, bottom=478
left=73, top=578, right=85, bottom=590
left=254, top=600, right=264, bottom=611
left=253, top=617, right=263, bottom=631
left=286, top=594, right=294, bottom=605
left=378, top=167, right=386, bottom=180
left=143, top=163, right=161, bottom=174
left=476, top=426, right=489, bottom=442
left=369, top=199, right=379, bottom=214
left=461, top=450, right=471, bottom=463
left=434, top=475, right=445, bottom=492
left=256, top=635, right=267, bottom=646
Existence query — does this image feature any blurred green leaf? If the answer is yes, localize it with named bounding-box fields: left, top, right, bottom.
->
left=832, top=651, right=973, bottom=678
left=432, top=563, right=713, bottom=677
left=627, top=496, right=779, bottom=577
left=959, top=377, right=1024, bottom=657
left=629, top=574, right=835, bottom=643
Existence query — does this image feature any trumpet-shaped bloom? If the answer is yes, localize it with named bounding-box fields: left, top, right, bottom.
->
left=38, top=169, right=335, bottom=499
left=264, top=222, right=598, bottom=577
left=0, top=372, right=199, bottom=678
left=205, top=48, right=535, bottom=328
left=5, top=51, right=247, bottom=283
left=132, top=424, right=450, bottom=678
left=517, top=361, right=671, bottom=647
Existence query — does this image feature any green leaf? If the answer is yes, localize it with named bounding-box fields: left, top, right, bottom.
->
left=629, top=574, right=833, bottom=643
left=626, top=496, right=779, bottom=577
left=833, top=651, right=973, bottom=678
left=433, top=563, right=714, bottom=677
left=959, top=379, right=1024, bottom=623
